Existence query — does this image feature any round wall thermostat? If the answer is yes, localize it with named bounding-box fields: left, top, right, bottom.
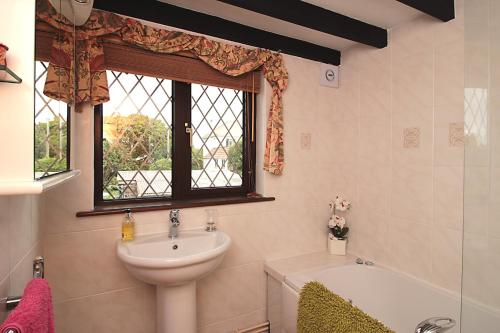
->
left=325, top=69, right=336, bottom=82
left=320, top=64, right=339, bottom=88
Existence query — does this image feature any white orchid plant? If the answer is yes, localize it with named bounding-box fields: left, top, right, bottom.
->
left=328, top=195, right=351, bottom=240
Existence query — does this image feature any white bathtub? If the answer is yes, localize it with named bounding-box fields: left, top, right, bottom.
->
left=280, top=263, right=500, bottom=333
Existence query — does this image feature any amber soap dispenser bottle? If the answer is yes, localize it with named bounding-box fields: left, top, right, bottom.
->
left=121, top=209, right=135, bottom=241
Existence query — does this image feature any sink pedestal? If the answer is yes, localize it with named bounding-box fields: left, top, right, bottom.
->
left=116, top=231, right=231, bottom=333
left=157, top=281, right=197, bottom=333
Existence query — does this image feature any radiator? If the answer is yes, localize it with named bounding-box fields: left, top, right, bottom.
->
left=235, top=321, right=270, bottom=333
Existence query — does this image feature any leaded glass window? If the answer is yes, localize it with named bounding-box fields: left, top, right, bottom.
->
left=34, top=61, right=70, bottom=179
left=94, top=70, right=255, bottom=204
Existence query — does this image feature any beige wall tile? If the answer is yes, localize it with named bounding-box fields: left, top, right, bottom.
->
left=31, top=196, right=42, bottom=245
left=0, top=194, right=43, bottom=323
left=464, top=1, right=489, bottom=88
left=216, top=214, right=264, bottom=269
left=8, top=195, right=33, bottom=267
left=386, top=217, right=433, bottom=281
left=488, top=168, right=500, bottom=238
left=359, top=84, right=391, bottom=120
left=45, top=229, right=140, bottom=302
left=489, top=94, right=500, bottom=168
left=197, top=262, right=266, bottom=327
left=431, top=226, right=462, bottom=291
left=359, top=115, right=391, bottom=166
left=9, top=242, right=42, bottom=296
left=483, top=237, right=500, bottom=308
left=0, top=276, right=9, bottom=323
left=435, top=104, right=465, bottom=166
left=344, top=10, right=466, bottom=293
left=462, top=233, right=489, bottom=302
left=390, top=16, right=439, bottom=60
left=391, top=163, right=433, bottom=224
left=348, top=212, right=390, bottom=264
left=0, top=198, right=10, bottom=281
left=402, top=127, right=421, bottom=149
left=435, top=40, right=465, bottom=107
left=357, top=45, right=391, bottom=90
left=198, top=308, right=266, bottom=333
left=54, top=288, right=146, bottom=333
left=357, top=164, right=391, bottom=216
left=434, top=166, right=464, bottom=231
left=392, top=53, right=434, bottom=117
left=434, top=6, right=465, bottom=46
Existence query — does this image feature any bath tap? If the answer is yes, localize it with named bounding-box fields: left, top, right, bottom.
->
left=414, top=317, right=456, bottom=333
left=169, top=209, right=180, bottom=239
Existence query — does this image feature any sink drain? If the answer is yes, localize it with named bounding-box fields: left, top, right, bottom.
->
left=172, top=244, right=178, bottom=250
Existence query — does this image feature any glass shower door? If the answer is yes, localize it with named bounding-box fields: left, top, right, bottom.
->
left=462, top=0, right=500, bottom=331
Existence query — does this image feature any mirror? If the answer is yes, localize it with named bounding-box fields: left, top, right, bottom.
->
left=34, top=0, right=75, bottom=179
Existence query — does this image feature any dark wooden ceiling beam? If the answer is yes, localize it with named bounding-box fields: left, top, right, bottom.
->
left=217, top=0, right=387, bottom=48
left=396, top=0, right=455, bottom=22
left=93, top=0, right=341, bottom=65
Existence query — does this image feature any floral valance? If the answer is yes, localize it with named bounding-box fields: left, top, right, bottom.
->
left=35, top=0, right=288, bottom=175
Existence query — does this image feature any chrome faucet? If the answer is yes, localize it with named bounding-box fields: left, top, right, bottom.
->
left=169, top=209, right=180, bottom=239
left=415, top=317, right=456, bottom=333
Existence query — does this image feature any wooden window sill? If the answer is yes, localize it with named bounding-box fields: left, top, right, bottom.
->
left=76, top=195, right=275, bottom=217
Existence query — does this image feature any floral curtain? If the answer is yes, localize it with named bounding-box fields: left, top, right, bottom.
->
left=36, top=0, right=288, bottom=175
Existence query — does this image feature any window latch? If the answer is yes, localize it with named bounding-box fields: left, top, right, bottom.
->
left=184, top=123, right=193, bottom=147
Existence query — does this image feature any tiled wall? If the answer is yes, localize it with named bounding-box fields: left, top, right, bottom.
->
left=39, top=5, right=469, bottom=333
left=41, top=54, right=340, bottom=333
left=462, top=0, right=500, bottom=315
left=340, top=4, right=465, bottom=292
left=0, top=196, right=43, bottom=322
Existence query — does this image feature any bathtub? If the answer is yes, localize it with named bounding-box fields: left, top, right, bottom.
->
left=279, top=262, right=500, bottom=333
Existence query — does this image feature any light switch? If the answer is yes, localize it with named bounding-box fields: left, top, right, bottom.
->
left=301, top=133, right=312, bottom=150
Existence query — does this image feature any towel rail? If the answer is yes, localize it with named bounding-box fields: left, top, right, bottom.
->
left=33, top=256, right=44, bottom=278
left=0, top=296, right=22, bottom=311
left=0, top=296, right=21, bottom=333
left=1, top=256, right=45, bottom=313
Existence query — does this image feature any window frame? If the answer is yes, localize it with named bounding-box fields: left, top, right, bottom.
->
left=34, top=60, right=72, bottom=180
left=93, top=80, right=257, bottom=206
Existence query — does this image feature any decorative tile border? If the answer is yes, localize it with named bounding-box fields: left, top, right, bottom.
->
left=403, top=127, right=420, bottom=148
left=449, top=122, right=464, bottom=147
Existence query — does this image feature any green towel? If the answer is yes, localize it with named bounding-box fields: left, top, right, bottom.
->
left=297, top=281, right=395, bottom=333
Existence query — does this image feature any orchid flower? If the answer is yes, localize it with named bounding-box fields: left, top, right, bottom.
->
left=328, top=215, right=345, bottom=229
left=334, top=195, right=351, bottom=212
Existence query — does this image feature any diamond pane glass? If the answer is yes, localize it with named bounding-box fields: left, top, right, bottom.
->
left=191, top=84, right=243, bottom=188
left=465, top=88, right=488, bottom=146
left=34, top=61, right=69, bottom=178
left=102, top=71, right=173, bottom=200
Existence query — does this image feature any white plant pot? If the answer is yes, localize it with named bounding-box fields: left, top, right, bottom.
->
left=328, top=234, right=347, bottom=255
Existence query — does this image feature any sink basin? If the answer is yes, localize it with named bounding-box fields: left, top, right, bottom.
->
left=116, top=229, right=231, bottom=333
left=117, top=230, right=231, bottom=286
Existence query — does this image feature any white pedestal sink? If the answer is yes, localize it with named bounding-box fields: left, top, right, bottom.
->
left=116, top=230, right=231, bottom=333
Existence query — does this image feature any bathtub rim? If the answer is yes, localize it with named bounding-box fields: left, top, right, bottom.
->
left=282, top=259, right=500, bottom=323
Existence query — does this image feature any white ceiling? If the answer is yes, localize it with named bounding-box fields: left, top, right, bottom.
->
left=157, top=0, right=423, bottom=51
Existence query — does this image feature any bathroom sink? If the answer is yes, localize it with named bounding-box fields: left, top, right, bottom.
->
left=116, top=229, right=231, bottom=286
left=116, top=229, right=231, bottom=333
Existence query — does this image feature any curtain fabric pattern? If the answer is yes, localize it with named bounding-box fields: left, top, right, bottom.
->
left=36, top=0, right=287, bottom=174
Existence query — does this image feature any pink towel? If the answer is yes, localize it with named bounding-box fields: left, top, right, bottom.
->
left=0, top=278, right=54, bottom=333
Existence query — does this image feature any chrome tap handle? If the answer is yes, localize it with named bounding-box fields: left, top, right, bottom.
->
left=415, top=317, right=456, bottom=333
left=170, top=209, right=180, bottom=226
